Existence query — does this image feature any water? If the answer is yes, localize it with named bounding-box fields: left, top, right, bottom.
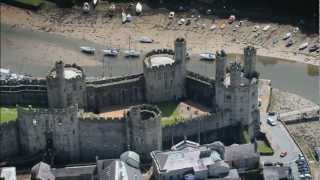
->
left=1, top=24, right=319, bottom=104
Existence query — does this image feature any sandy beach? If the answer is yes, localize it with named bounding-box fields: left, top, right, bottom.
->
left=1, top=3, right=319, bottom=66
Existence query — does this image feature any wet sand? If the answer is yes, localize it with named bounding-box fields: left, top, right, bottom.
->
left=1, top=3, right=319, bottom=66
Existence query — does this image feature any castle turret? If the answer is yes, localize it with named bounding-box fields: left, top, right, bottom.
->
left=243, top=46, right=257, bottom=78
left=214, top=50, right=227, bottom=110
left=47, top=61, right=87, bottom=109
left=215, top=50, right=227, bottom=83
left=230, top=62, right=242, bottom=87
left=174, top=38, right=187, bottom=65
left=126, top=105, right=162, bottom=161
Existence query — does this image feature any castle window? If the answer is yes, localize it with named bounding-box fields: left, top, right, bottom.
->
left=252, top=104, right=255, bottom=109
left=73, top=83, right=77, bottom=90
left=158, top=72, right=161, bottom=80
left=252, top=92, right=255, bottom=96
left=73, top=130, right=75, bottom=135
left=79, top=86, right=82, bottom=90
left=172, top=71, right=175, bottom=77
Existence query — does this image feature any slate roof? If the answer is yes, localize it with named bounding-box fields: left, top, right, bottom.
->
left=224, top=144, right=259, bottom=162
left=263, top=166, right=292, bottom=180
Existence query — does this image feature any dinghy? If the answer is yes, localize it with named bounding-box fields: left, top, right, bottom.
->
left=200, top=53, right=216, bottom=60
left=80, top=46, right=95, bottom=54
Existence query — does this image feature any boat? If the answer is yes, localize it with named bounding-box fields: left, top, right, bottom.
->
left=298, top=42, right=308, bottom=50
left=200, top=53, right=216, bottom=60
left=93, top=0, right=98, bottom=6
left=122, top=11, right=127, bottom=23
left=124, top=36, right=140, bottom=58
left=262, top=25, right=270, bottom=31
left=210, top=24, right=217, bottom=31
left=82, top=2, right=90, bottom=13
left=102, top=48, right=119, bottom=56
left=80, top=46, right=95, bottom=54
left=309, top=44, right=319, bottom=52
left=282, top=33, right=292, bottom=40
left=138, top=36, right=153, bottom=43
left=136, top=2, right=142, bottom=14
left=285, top=39, right=293, bottom=47
left=123, top=49, right=140, bottom=57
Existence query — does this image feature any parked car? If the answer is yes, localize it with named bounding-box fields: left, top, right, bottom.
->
left=280, top=151, right=287, bottom=157
left=267, top=117, right=277, bottom=126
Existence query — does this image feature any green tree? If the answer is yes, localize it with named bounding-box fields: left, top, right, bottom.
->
left=55, top=0, right=75, bottom=8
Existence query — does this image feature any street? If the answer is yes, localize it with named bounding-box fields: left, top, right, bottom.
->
left=260, top=113, right=302, bottom=179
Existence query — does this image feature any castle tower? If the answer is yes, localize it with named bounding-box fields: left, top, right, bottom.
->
left=47, top=61, right=87, bottom=109
left=48, top=61, right=67, bottom=108
left=230, top=62, right=242, bottom=87
left=214, top=50, right=227, bottom=110
left=243, top=46, right=257, bottom=78
left=126, top=105, right=162, bottom=161
left=174, top=38, right=187, bottom=65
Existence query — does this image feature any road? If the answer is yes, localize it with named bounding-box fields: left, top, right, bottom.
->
left=260, top=113, right=302, bottom=179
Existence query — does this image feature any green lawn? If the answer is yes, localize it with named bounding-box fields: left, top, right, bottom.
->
left=257, top=140, right=274, bottom=155
left=15, top=0, right=43, bottom=7
left=0, top=107, right=18, bottom=123
left=156, top=101, right=184, bottom=127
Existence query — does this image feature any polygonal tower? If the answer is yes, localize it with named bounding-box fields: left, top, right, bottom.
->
left=47, top=61, right=87, bottom=109
left=143, top=38, right=187, bottom=103
left=126, top=104, right=162, bottom=161
left=243, top=46, right=257, bottom=78
left=214, top=50, right=227, bottom=110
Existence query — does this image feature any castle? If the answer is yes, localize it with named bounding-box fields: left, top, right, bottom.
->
left=0, top=38, right=260, bottom=164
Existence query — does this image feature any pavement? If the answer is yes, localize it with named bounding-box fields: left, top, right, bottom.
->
left=260, top=112, right=302, bottom=179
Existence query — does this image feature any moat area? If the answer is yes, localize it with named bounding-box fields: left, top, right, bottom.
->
left=2, top=24, right=319, bottom=104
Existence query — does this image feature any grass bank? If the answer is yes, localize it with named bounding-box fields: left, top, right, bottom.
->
left=257, top=140, right=274, bottom=155
left=0, top=107, right=18, bottom=123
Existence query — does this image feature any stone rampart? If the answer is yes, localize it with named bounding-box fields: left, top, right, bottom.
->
left=0, top=121, right=19, bottom=161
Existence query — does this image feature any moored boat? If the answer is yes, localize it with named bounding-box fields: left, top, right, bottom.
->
left=200, top=52, right=216, bottom=60
left=80, top=46, right=95, bottom=54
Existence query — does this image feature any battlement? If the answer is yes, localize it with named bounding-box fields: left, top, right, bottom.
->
left=86, top=73, right=143, bottom=85
left=175, top=38, right=186, bottom=44
left=80, top=112, right=125, bottom=122
left=128, top=104, right=161, bottom=120
left=144, top=49, right=174, bottom=59
left=0, top=78, right=47, bottom=86
left=244, top=46, right=257, bottom=56
left=47, top=61, right=84, bottom=81
left=187, top=71, right=213, bottom=84
left=216, top=50, right=227, bottom=58
left=230, top=62, right=242, bottom=72
left=17, top=105, right=78, bottom=115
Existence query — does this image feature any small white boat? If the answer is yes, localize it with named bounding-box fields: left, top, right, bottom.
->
left=102, top=48, right=119, bottom=56
left=210, top=24, right=217, bottom=31
left=138, top=36, right=153, bottom=43
left=122, top=12, right=127, bottom=23
left=299, top=42, right=308, bottom=50
left=282, top=33, right=292, bottom=40
left=123, top=49, right=140, bottom=57
left=80, top=46, right=95, bottom=54
left=200, top=53, right=216, bottom=60
left=83, top=2, right=90, bottom=13
left=263, top=25, right=270, bottom=31
left=93, top=0, right=98, bottom=6
left=136, top=2, right=142, bottom=14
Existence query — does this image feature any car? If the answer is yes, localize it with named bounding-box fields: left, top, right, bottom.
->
left=280, top=151, right=287, bottom=157
left=267, top=117, right=277, bottom=126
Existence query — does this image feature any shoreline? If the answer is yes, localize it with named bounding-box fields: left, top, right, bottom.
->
left=1, top=4, right=319, bottom=66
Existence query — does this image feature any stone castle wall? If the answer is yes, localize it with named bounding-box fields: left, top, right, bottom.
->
left=0, top=79, right=48, bottom=107
left=17, top=105, right=80, bottom=162
left=186, top=71, right=215, bottom=107
left=79, top=115, right=127, bottom=161
left=0, top=121, right=19, bottom=160
left=86, top=74, right=145, bottom=112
